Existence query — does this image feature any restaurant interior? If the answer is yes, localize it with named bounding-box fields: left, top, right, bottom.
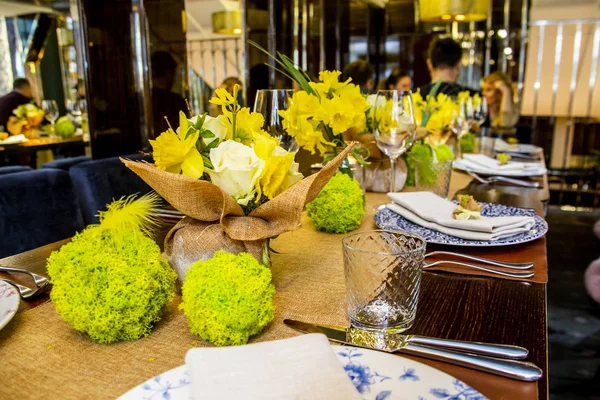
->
left=0, top=0, right=599, bottom=398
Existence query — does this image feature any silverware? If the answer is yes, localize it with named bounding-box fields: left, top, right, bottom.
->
left=1, top=279, right=50, bottom=299
left=425, top=251, right=533, bottom=270
left=156, top=209, right=184, bottom=220
left=284, top=319, right=542, bottom=381
left=467, top=170, right=541, bottom=188
left=0, top=266, right=49, bottom=287
left=424, top=260, right=534, bottom=278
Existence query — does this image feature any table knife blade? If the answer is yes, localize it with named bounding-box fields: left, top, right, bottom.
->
left=283, top=319, right=542, bottom=381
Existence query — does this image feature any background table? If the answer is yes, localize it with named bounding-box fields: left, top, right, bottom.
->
left=0, top=136, right=89, bottom=168
left=0, top=172, right=549, bottom=399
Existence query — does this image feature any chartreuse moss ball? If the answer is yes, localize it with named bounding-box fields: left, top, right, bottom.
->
left=180, top=251, right=275, bottom=346
left=306, top=172, right=365, bottom=233
left=47, top=194, right=177, bottom=343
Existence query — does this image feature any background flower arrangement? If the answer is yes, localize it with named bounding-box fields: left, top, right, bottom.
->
left=7, top=103, right=44, bottom=138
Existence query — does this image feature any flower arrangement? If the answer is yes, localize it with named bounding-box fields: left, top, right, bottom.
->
left=250, top=41, right=370, bottom=166
left=7, top=103, right=44, bottom=137
left=307, top=173, right=365, bottom=233
left=47, top=194, right=177, bottom=343
left=124, top=87, right=354, bottom=281
left=180, top=250, right=275, bottom=346
left=405, top=142, right=454, bottom=187
left=149, top=86, right=302, bottom=211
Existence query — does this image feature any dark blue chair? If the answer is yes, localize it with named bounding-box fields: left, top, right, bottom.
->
left=41, top=156, right=91, bottom=171
left=0, top=169, right=84, bottom=258
left=69, top=154, right=154, bottom=225
left=0, top=166, right=32, bottom=176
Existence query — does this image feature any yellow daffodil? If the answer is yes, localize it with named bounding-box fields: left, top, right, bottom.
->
left=314, top=96, right=356, bottom=135
left=209, top=87, right=236, bottom=107
left=149, top=111, right=204, bottom=179
left=256, top=146, right=297, bottom=199
left=294, top=117, right=335, bottom=154
left=309, top=70, right=350, bottom=97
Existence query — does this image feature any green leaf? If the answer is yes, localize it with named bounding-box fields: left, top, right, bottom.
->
left=202, top=155, right=214, bottom=169
left=205, top=138, right=219, bottom=150
left=194, top=113, right=207, bottom=130
left=201, top=129, right=215, bottom=139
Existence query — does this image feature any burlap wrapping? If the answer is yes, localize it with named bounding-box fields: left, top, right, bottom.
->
left=122, top=143, right=355, bottom=281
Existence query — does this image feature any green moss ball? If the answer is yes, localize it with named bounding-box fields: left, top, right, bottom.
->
left=306, top=172, right=365, bottom=233
left=180, top=251, right=275, bottom=346
left=47, top=229, right=177, bottom=343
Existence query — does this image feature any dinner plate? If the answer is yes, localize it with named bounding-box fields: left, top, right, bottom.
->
left=0, top=281, right=19, bottom=331
left=453, top=159, right=547, bottom=177
left=375, top=202, right=548, bottom=247
left=118, top=344, right=486, bottom=400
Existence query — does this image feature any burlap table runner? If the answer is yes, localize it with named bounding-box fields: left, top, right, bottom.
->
left=0, top=174, right=541, bottom=399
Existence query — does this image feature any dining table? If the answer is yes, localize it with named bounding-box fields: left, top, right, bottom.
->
left=0, top=169, right=550, bottom=399
left=0, top=136, right=90, bottom=168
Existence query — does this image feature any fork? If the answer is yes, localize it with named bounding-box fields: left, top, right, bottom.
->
left=424, top=261, right=535, bottom=278
left=0, top=266, right=49, bottom=288
left=467, top=170, right=540, bottom=188
left=425, top=251, right=533, bottom=270
left=1, top=279, right=50, bottom=299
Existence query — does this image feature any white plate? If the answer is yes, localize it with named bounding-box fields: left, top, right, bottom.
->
left=0, top=134, right=27, bottom=146
left=0, top=281, right=19, bottom=331
left=119, top=344, right=486, bottom=400
left=453, top=159, right=547, bottom=177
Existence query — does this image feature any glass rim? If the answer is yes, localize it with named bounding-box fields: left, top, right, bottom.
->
left=375, top=89, right=413, bottom=95
left=413, top=158, right=453, bottom=165
left=255, top=89, right=295, bottom=93
left=342, top=229, right=426, bottom=255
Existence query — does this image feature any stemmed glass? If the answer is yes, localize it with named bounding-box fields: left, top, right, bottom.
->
left=253, top=89, right=297, bottom=152
left=449, top=97, right=473, bottom=158
left=373, top=90, right=417, bottom=193
left=473, top=96, right=488, bottom=127
left=42, top=100, right=59, bottom=137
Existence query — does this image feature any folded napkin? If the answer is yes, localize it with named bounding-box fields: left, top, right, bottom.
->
left=462, top=153, right=531, bottom=171
left=493, top=139, right=519, bottom=152
left=185, top=334, right=360, bottom=400
left=0, top=134, right=26, bottom=145
left=457, top=154, right=546, bottom=176
left=387, top=192, right=535, bottom=241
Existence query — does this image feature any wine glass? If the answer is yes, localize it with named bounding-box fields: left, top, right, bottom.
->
left=373, top=90, right=417, bottom=193
left=473, top=96, right=488, bottom=127
left=253, top=89, right=297, bottom=152
left=449, top=97, right=473, bottom=158
left=42, top=100, right=59, bottom=126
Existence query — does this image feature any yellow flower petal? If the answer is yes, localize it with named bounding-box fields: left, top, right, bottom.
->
left=180, top=148, right=204, bottom=179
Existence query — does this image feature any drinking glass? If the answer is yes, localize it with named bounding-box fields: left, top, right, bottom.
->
left=473, top=96, right=488, bottom=127
left=415, top=159, right=453, bottom=199
left=372, top=90, right=417, bottom=193
left=42, top=100, right=59, bottom=126
left=342, top=230, right=426, bottom=333
left=253, top=89, right=297, bottom=152
left=449, top=97, right=473, bottom=158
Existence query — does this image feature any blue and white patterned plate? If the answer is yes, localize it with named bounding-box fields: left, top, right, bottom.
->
left=375, top=202, right=548, bottom=247
left=118, top=344, right=486, bottom=400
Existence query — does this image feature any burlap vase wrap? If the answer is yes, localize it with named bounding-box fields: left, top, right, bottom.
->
left=122, top=144, right=354, bottom=281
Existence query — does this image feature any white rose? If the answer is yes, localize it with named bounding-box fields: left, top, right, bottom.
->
left=207, top=140, right=265, bottom=205
left=189, top=114, right=228, bottom=145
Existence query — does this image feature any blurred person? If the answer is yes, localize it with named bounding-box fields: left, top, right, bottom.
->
left=342, top=60, right=374, bottom=94
left=481, top=71, right=519, bottom=129
left=377, top=69, right=412, bottom=92
left=151, top=51, right=187, bottom=137
left=0, top=78, right=33, bottom=131
left=209, top=77, right=243, bottom=116
left=419, top=37, right=476, bottom=98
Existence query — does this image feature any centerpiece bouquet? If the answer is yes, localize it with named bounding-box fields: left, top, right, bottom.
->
left=123, top=85, right=353, bottom=281
left=7, top=103, right=44, bottom=138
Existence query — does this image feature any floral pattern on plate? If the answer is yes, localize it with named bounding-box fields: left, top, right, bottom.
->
left=118, top=345, right=487, bottom=400
left=375, top=202, right=548, bottom=247
left=0, top=280, right=19, bottom=331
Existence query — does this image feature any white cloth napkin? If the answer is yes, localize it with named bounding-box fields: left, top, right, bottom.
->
left=185, top=334, right=360, bottom=400
left=456, top=153, right=546, bottom=176
left=493, top=139, right=519, bottom=152
left=0, top=134, right=27, bottom=145
left=387, top=192, right=535, bottom=241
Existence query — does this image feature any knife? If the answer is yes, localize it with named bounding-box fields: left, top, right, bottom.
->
left=284, top=319, right=542, bottom=382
